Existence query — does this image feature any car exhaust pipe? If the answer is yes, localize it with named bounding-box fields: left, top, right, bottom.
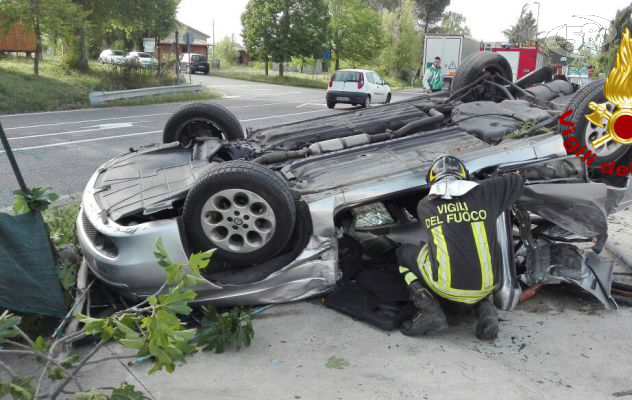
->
left=253, top=109, right=445, bottom=164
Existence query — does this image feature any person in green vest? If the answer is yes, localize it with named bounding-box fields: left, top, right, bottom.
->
left=423, top=56, right=443, bottom=93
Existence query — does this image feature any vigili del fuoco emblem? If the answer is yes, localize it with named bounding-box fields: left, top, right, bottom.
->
left=587, top=28, right=632, bottom=148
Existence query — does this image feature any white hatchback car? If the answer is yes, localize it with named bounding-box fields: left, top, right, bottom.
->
left=99, top=49, right=127, bottom=65
left=326, top=69, right=392, bottom=109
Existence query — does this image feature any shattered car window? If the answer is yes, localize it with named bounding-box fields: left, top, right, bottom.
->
left=353, top=203, right=395, bottom=228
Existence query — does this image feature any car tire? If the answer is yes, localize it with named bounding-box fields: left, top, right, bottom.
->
left=385, top=93, right=392, bottom=104
left=558, top=79, right=628, bottom=165
left=182, top=160, right=296, bottom=266
left=327, top=102, right=336, bottom=109
left=162, top=102, right=244, bottom=145
left=363, top=96, right=371, bottom=109
left=451, top=52, right=513, bottom=101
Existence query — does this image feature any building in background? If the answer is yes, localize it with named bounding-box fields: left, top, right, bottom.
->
left=0, top=24, right=36, bottom=55
left=156, top=22, right=210, bottom=60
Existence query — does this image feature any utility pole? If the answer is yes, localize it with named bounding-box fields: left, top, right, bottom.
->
left=533, top=1, right=541, bottom=46
left=175, top=29, right=180, bottom=84
left=212, top=19, right=215, bottom=61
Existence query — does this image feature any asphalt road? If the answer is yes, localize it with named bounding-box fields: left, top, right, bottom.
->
left=0, top=75, right=425, bottom=209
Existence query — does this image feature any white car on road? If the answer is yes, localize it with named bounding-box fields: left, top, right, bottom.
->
left=99, top=49, right=127, bottom=65
left=326, top=69, right=392, bottom=109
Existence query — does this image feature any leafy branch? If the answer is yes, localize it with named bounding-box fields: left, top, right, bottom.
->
left=0, top=238, right=255, bottom=399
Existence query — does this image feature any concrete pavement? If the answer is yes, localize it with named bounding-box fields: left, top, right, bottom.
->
left=0, top=74, right=425, bottom=209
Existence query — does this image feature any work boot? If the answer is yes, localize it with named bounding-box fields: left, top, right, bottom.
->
left=474, top=297, right=499, bottom=340
left=400, top=283, right=448, bottom=336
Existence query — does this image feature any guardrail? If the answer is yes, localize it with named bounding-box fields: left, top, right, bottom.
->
left=89, top=84, right=204, bottom=105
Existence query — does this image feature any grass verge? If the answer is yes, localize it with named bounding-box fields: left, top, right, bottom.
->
left=211, top=66, right=412, bottom=90
left=0, top=56, right=186, bottom=114
left=102, top=89, right=221, bottom=107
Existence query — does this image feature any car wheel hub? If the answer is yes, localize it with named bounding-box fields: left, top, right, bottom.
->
left=200, top=188, right=277, bottom=254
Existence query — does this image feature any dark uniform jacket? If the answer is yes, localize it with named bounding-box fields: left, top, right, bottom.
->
left=415, top=174, right=524, bottom=303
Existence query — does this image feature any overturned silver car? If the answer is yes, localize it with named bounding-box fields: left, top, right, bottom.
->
left=77, top=53, right=632, bottom=313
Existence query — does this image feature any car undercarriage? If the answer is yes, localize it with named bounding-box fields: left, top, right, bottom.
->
left=77, top=54, right=632, bottom=325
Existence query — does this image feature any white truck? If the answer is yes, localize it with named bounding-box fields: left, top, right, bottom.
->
left=423, top=35, right=481, bottom=78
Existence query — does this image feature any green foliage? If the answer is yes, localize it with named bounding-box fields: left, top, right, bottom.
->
left=379, top=0, right=423, bottom=81
left=503, top=3, right=537, bottom=45
left=75, top=389, right=108, bottom=400
left=43, top=202, right=81, bottom=247
left=12, top=187, right=59, bottom=214
left=110, top=383, right=145, bottom=400
left=329, top=0, right=383, bottom=68
left=194, top=305, right=254, bottom=353
left=325, top=356, right=350, bottom=369
left=78, top=239, right=214, bottom=374
left=216, top=35, right=240, bottom=66
left=415, top=0, right=450, bottom=32
left=435, top=11, right=471, bottom=36
left=0, top=310, right=21, bottom=345
left=242, top=0, right=329, bottom=71
left=0, top=376, right=34, bottom=400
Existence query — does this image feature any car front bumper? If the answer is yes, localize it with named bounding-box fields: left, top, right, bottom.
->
left=77, top=166, right=338, bottom=305
left=326, top=90, right=368, bottom=104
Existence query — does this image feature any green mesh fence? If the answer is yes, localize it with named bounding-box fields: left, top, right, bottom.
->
left=0, top=211, right=66, bottom=318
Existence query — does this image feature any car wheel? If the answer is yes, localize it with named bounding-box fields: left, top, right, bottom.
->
left=363, top=96, right=371, bottom=109
left=558, top=79, right=629, bottom=165
left=451, top=52, right=513, bottom=102
left=182, top=161, right=296, bottom=266
left=327, top=102, right=336, bottom=109
left=162, top=102, right=244, bottom=145
left=385, top=93, right=392, bottom=104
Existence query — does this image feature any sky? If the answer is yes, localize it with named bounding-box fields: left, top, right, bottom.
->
left=177, top=0, right=631, bottom=44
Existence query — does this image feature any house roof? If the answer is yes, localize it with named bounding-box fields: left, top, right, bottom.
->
left=160, top=21, right=210, bottom=46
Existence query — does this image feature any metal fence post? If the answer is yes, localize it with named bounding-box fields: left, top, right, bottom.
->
left=0, top=121, right=28, bottom=192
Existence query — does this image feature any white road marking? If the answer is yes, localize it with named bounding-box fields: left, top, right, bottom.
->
left=224, top=95, right=242, bottom=99
left=296, top=103, right=327, bottom=108
left=3, top=102, right=311, bottom=131
left=2, top=109, right=331, bottom=152
left=3, top=113, right=170, bottom=130
left=9, top=122, right=146, bottom=141
left=0, top=130, right=162, bottom=153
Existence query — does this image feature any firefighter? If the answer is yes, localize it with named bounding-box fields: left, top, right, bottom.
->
left=397, top=154, right=524, bottom=340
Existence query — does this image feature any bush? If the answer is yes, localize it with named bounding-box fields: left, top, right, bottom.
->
left=95, top=62, right=178, bottom=91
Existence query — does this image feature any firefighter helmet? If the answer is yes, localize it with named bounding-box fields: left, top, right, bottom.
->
left=426, top=154, right=470, bottom=184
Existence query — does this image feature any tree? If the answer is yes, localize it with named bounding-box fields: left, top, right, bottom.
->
left=435, top=11, right=471, bottom=36
left=503, top=3, right=537, bottom=45
left=596, top=4, right=632, bottom=73
left=216, top=35, right=239, bottom=66
left=415, top=0, right=450, bottom=32
left=0, top=0, right=79, bottom=75
left=242, top=0, right=329, bottom=77
left=379, top=0, right=423, bottom=80
left=329, top=0, right=383, bottom=70
left=540, top=35, right=574, bottom=64
left=363, top=0, right=400, bottom=11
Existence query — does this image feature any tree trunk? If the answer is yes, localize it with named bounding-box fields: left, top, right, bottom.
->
left=34, top=18, right=42, bottom=76
left=335, top=54, right=340, bottom=71
left=77, top=26, right=89, bottom=72
left=279, top=61, right=284, bottom=77
left=264, top=54, right=269, bottom=76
